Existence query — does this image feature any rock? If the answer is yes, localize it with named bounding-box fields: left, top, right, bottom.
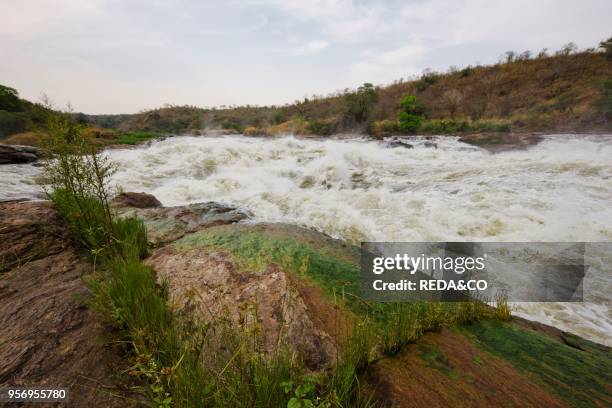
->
left=112, top=191, right=162, bottom=208
left=424, top=141, right=438, bottom=149
left=0, top=144, right=42, bottom=165
left=117, top=201, right=250, bottom=245
left=146, top=247, right=342, bottom=369
left=387, top=139, right=414, bottom=149
left=0, top=201, right=143, bottom=407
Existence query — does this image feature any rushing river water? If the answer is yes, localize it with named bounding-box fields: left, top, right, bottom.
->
left=2, top=134, right=611, bottom=345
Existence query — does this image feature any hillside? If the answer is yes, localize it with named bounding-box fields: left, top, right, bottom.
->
left=85, top=46, right=612, bottom=138
left=1, top=40, right=611, bottom=145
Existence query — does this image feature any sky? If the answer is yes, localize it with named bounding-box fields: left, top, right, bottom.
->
left=1, top=0, right=610, bottom=114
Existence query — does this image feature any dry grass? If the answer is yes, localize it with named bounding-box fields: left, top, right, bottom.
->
left=4, top=131, right=47, bottom=146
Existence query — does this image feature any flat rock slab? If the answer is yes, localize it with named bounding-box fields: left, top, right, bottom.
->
left=0, top=144, right=41, bottom=164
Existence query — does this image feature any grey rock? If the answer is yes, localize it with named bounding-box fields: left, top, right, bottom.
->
left=0, top=144, right=42, bottom=165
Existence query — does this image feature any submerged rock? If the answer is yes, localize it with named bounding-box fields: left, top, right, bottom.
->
left=0, top=144, right=41, bottom=164
left=387, top=139, right=414, bottom=149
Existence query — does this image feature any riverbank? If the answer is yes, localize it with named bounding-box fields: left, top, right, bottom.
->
left=2, top=198, right=610, bottom=406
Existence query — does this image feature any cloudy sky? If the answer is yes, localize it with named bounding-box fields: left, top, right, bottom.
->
left=1, top=0, right=610, bottom=114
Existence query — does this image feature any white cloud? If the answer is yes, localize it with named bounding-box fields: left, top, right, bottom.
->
left=291, top=40, right=329, bottom=56
left=1, top=0, right=611, bottom=113
left=348, top=43, right=425, bottom=84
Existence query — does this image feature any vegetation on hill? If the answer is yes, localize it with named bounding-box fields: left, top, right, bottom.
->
left=1, top=38, right=610, bottom=146
left=87, top=39, right=611, bottom=137
left=0, top=85, right=54, bottom=138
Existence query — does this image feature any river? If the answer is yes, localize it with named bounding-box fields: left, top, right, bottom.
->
left=2, top=134, right=611, bottom=345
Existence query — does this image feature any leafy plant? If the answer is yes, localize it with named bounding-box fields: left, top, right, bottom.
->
left=397, top=95, right=423, bottom=133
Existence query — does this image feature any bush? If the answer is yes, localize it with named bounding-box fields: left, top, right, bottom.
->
left=369, top=119, right=398, bottom=138
left=342, top=83, right=379, bottom=125
left=419, top=119, right=510, bottom=134
left=0, top=110, right=30, bottom=137
left=397, top=95, right=423, bottom=133
left=598, top=78, right=612, bottom=120
left=0, top=84, right=23, bottom=112
left=416, top=72, right=439, bottom=91
left=307, top=119, right=335, bottom=135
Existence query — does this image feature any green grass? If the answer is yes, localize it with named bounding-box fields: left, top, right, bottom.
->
left=174, top=229, right=361, bottom=298
left=463, top=320, right=612, bottom=407
left=173, top=229, right=499, bottom=358
left=418, top=118, right=511, bottom=135
left=110, top=131, right=162, bottom=145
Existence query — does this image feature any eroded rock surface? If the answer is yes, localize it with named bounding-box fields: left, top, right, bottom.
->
left=0, top=201, right=142, bottom=407
left=145, top=246, right=342, bottom=369
left=116, top=200, right=250, bottom=245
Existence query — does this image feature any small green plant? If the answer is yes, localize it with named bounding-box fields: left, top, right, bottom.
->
left=281, top=380, right=317, bottom=408
left=397, top=95, right=423, bottom=133
left=111, top=131, right=161, bottom=145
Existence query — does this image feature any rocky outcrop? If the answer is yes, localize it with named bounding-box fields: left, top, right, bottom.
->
left=3, top=195, right=609, bottom=407
left=0, top=143, right=41, bottom=164
left=116, top=200, right=250, bottom=245
left=112, top=191, right=162, bottom=208
left=145, top=246, right=342, bottom=369
left=0, top=201, right=143, bottom=407
left=114, top=193, right=351, bottom=369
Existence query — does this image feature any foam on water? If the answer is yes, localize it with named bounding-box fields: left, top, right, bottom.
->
left=3, top=134, right=611, bottom=345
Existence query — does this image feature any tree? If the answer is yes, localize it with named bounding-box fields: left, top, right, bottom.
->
left=600, top=36, right=612, bottom=60
left=443, top=89, right=463, bottom=118
left=397, top=95, right=423, bottom=133
left=558, top=42, right=578, bottom=56
left=0, top=84, right=23, bottom=112
left=343, top=83, right=378, bottom=125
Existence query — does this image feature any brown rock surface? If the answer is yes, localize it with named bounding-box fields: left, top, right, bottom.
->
left=112, top=191, right=162, bottom=208
left=0, top=201, right=142, bottom=407
left=145, top=246, right=344, bottom=370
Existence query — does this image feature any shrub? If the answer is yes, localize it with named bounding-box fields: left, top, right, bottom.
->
left=342, top=83, right=379, bottom=125
left=43, top=115, right=116, bottom=255
left=397, top=95, right=423, bottom=133
left=416, top=72, right=439, bottom=91
left=460, top=66, right=474, bottom=77
left=370, top=119, right=398, bottom=138
left=0, top=110, right=30, bottom=137
left=0, top=84, right=24, bottom=112
left=307, top=118, right=335, bottom=135
left=597, top=78, right=612, bottom=119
